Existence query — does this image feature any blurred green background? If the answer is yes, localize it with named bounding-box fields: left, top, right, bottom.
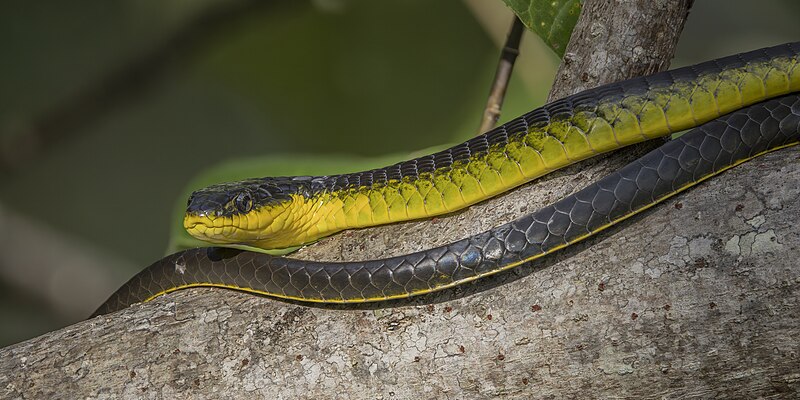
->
left=0, top=0, right=798, bottom=347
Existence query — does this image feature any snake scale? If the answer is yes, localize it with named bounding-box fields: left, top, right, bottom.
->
left=94, top=42, right=800, bottom=316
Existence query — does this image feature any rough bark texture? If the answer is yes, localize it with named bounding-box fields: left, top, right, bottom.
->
left=1, top=149, right=798, bottom=399
left=547, top=0, right=691, bottom=101
left=5, top=1, right=799, bottom=399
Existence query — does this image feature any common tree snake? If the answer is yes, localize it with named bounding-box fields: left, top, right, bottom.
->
left=94, top=42, right=800, bottom=316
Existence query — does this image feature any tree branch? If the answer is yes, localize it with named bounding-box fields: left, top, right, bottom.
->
left=2, top=148, right=797, bottom=397
left=548, top=0, right=693, bottom=100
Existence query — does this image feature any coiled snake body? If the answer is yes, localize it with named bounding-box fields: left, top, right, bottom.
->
left=94, top=42, right=800, bottom=316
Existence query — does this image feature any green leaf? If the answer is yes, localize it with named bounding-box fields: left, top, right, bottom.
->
left=502, top=0, right=582, bottom=57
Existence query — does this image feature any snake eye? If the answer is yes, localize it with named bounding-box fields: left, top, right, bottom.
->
left=234, top=191, right=253, bottom=214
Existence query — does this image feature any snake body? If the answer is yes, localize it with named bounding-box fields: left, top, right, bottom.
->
left=184, top=43, right=800, bottom=250
left=95, top=42, right=800, bottom=316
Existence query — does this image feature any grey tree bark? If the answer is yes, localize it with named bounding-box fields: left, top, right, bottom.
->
left=4, top=1, right=799, bottom=399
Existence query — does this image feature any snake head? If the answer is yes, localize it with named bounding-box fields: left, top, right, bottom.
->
left=183, top=177, right=314, bottom=249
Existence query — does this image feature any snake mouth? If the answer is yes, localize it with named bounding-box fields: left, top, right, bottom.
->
left=184, top=212, right=272, bottom=245
left=183, top=213, right=215, bottom=230
left=184, top=220, right=201, bottom=230
left=184, top=214, right=236, bottom=243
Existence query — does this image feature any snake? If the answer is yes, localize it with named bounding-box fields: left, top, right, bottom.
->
left=93, top=42, right=800, bottom=317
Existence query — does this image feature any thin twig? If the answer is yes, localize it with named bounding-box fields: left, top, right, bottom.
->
left=477, top=16, right=525, bottom=134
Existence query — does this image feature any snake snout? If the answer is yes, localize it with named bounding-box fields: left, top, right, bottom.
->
left=183, top=195, right=224, bottom=235
left=185, top=190, right=228, bottom=218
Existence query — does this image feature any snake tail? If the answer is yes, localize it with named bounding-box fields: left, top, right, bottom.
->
left=93, top=93, right=800, bottom=316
